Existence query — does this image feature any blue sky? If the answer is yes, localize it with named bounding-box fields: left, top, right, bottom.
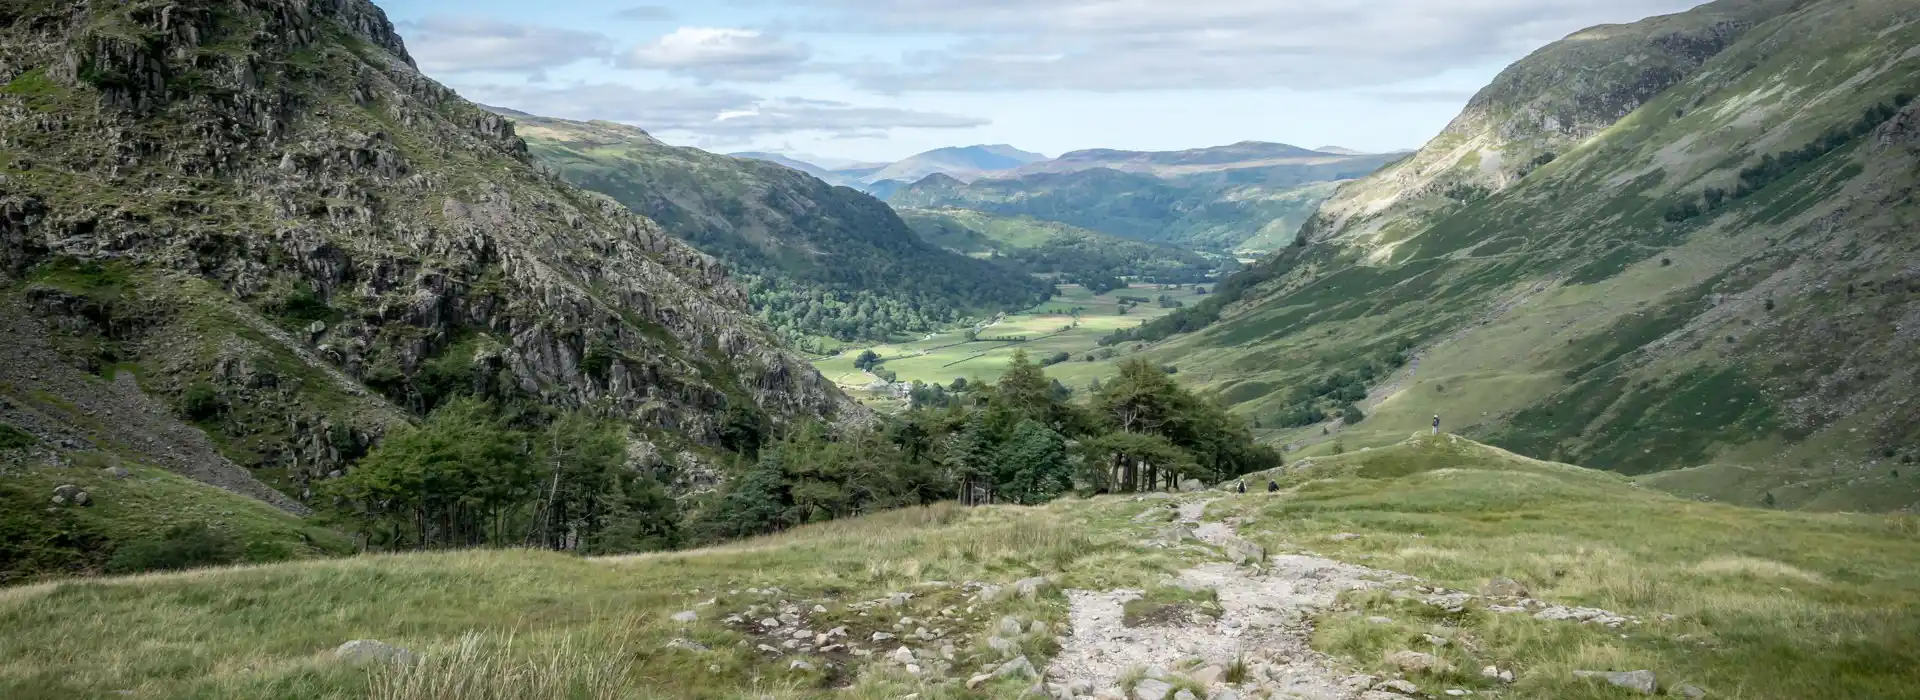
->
left=376, top=0, right=1709, bottom=163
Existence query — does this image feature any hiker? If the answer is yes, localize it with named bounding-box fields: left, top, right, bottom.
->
left=1236, top=480, right=1246, bottom=494
left=1432, top=414, right=1441, bottom=435
left=1267, top=480, right=1279, bottom=493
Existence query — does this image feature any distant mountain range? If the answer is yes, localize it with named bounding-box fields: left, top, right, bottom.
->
left=732, top=144, right=1047, bottom=193
left=885, top=143, right=1401, bottom=252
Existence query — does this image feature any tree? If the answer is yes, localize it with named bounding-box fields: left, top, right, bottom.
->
left=1078, top=431, right=1196, bottom=493
left=945, top=412, right=996, bottom=505
left=329, top=398, right=534, bottom=550
left=854, top=349, right=881, bottom=371
left=995, top=420, right=1072, bottom=504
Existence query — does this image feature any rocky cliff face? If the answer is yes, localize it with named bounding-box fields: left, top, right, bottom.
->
left=0, top=0, right=856, bottom=505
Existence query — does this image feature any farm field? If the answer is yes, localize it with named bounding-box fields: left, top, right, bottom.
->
left=813, top=284, right=1211, bottom=403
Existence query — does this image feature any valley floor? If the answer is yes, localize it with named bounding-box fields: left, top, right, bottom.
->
left=814, top=284, right=1208, bottom=404
left=3, top=435, right=1915, bottom=699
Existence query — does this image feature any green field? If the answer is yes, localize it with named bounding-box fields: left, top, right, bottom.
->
left=813, top=284, right=1211, bottom=401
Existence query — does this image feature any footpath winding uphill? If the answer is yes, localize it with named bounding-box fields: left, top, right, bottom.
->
left=1044, top=497, right=1641, bottom=700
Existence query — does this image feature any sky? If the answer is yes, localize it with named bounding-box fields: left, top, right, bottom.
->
left=376, top=0, right=1711, bottom=164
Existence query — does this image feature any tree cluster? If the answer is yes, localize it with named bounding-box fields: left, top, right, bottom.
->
left=692, top=351, right=1280, bottom=540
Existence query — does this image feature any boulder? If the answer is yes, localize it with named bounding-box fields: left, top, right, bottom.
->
left=967, top=674, right=995, bottom=689
left=1480, top=577, right=1529, bottom=598
left=334, top=639, right=416, bottom=666
left=1674, top=684, right=1707, bottom=699
left=670, top=610, right=698, bottom=623
left=1573, top=670, right=1656, bottom=695
left=788, top=659, right=815, bottom=671
left=1179, top=479, right=1206, bottom=492
left=988, top=636, right=1018, bottom=656
left=104, top=467, right=130, bottom=479
left=1173, top=691, right=1198, bottom=700
left=1224, top=537, right=1265, bottom=565
left=890, top=646, right=916, bottom=664
left=1133, top=678, right=1175, bottom=700
left=1191, top=665, right=1224, bottom=685
left=1014, top=577, right=1050, bottom=599
left=997, top=615, right=1024, bottom=637
left=994, top=655, right=1038, bottom=680
left=1385, top=650, right=1442, bottom=673
left=71, top=491, right=92, bottom=507
left=1376, top=679, right=1419, bottom=694
left=1028, top=620, right=1049, bottom=635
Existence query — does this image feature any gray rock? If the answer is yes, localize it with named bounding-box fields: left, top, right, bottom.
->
left=967, top=674, right=995, bottom=689
left=994, top=655, right=1038, bottom=680
left=1028, top=619, right=1049, bottom=635
left=1480, top=577, right=1529, bottom=597
left=1674, top=684, right=1706, bottom=699
left=1573, top=670, right=1657, bottom=695
left=1365, top=616, right=1394, bottom=624
left=979, top=584, right=1010, bottom=602
left=1208, top=690, right=1239, bottom=700
left=988, top=636, right=1018, bottom=656
left=1191, top=665, right=1224, bottom=685
left=670, top=610, right=697, bottom=623
left=50, top=495, right=68, bottom=507
left=105, top=467, right=130, bottom=479
left=1173, top=690, right=1199, bottom=700
left=334, top=639, right=416, bottom=666
left=52, top=484, right=81, bottom=500
left=1224, top=537, right=1265, bottom=565
left=997, top=615, right=1025, bottom=637
left=1376, top=679, right=1419, bottom=694
left=788, top=659, right=815, bottom=671
left=1422, top=633, right=1450, bottom=647
left=1179, top=478, right=1206, bottom=492
left=1328, top=532, right=1362, bottom=542
left=1133, top=678, right=1176, bottom=700
left=890, top=646, right=916, bottom=664
left=1385, top=650, right=1442, bottom=673
left=871, top=631, right=895, bottom=642
left=1014, top=576, right=1050, bottom=599
left=665, top=638, right=709, bottom=652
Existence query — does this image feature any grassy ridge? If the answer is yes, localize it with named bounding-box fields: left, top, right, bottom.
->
left=1227, top=435, right=1920, bottom=699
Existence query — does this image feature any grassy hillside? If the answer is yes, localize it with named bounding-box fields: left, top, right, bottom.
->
left=508, top=116, right=1052, bottom=348
left=897, top=208, right=1221, bottom=285
left=1128, top=0, right=1920, bottom=511
left=5, top=435, right=1912, bottom=698
left=0, top=441, right=352, bottom=584
left=888, top=151, right=1390, bottom=253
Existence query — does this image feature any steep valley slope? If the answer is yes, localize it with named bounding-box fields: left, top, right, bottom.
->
left=1127, top=0, right=1920, bottom=511
left=503, top=114, right=1052, bottom=350
left=0, top=0, right=855, bottom=564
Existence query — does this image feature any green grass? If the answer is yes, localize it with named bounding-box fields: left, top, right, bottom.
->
left=1224, top=435, right=1920, bottom=699
left=5, top=435, right=1912, bottom=698
left=0, top=500, right=1189, bottom=699
left=0, top=454, right=352, bottom=584
left=1121, top=586, right=1221, bottom=628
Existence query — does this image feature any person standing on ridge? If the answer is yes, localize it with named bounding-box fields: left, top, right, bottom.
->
left=1432, top=414, right=1441, bottom=435
left=1237, top=480, right=1246, bottom=494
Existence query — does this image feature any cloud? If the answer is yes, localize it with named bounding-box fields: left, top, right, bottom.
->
left=398, top=17, right=612, bottom=75
left=614, top=5, right=676, bottom=21
left=624, top=28, right=812, bottom=83
left=1367, top=89, right=1482, bottom=104
left=460, top=83, right=987, bottom=142
left=791, top=0, right=1710, bottom=91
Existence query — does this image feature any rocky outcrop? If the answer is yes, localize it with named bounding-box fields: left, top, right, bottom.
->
left=0, top=0, right=858, bottom=501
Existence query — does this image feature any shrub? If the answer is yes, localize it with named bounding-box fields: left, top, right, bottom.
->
left=180, top=382, right=225, bottom=422
left=106, top=523, right=238, bottom=574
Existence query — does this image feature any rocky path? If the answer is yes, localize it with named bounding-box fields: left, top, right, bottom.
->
left=1048, top=499, right=1407, bottom=700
